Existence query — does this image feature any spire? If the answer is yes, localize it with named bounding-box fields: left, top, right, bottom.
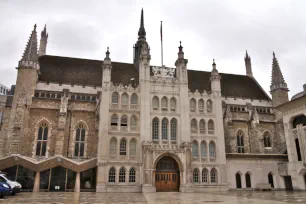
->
left=212, top=59, right=217, bottom=71
left=244, top=50, right=253, bottom=77
left=105, top=47, right=110, bottom=60
left=39, top=24, right=48, bottom=56
left=138, top=8, right=146, bottom=40
left=178, top=41, right=184, bottom=59
left=41, top=24, right=48, bottom=38
left=21, top=24, right=38, bottom=62
left=210, top=59, right=220, bottom=79
left=271, top=52, right=287, bottom=88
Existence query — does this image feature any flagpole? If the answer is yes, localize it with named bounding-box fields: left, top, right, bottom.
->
left=161, top=21, right=163, bottom=67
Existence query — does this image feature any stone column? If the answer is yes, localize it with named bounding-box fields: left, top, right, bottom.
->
left=33, top=172, right=40, bottom=192
left=74, top=172, right=80, bottom=193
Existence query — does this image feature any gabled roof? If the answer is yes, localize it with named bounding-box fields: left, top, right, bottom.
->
left=38, top=55, right=270, bottom=100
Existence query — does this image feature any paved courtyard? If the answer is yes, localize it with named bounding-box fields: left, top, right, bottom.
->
left=1, top=191, right=306, bottom=204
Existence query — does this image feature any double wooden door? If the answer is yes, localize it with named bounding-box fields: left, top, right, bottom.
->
left=155, top=172, right=179, bottom=192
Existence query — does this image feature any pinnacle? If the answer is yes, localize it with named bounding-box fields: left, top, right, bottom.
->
left=271, top=52, right=286, bottom=86
left=21, top=24, right=38, bottom=62
left=138, top=8, right=146, bottom=40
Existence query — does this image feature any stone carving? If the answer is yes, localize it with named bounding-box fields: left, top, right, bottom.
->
left=224, top=106, right=232, bottom=124
left=152, top=66, right=175, bottom=78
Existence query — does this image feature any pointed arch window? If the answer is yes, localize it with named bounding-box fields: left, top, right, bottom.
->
left=208, top=120, right=214, bottom=134
left=152, top=118, right=159, bottom=140
left=191, top=119, right=198, bottom=133
left=36, top=122, right=49, bottom=156
left=264, top=132, right=272, bottom=148
left=119, top=167, right=126, bottom=183
left=161, top=97, right=168, bottom=111
left=130, top=139, right=137, bottom=156
left=202, top=168, right=208, bottom=183
left=121, top=93, right=129, bottom=106
left=268, top=173, right=274, bottom=188
left=170, top=118, right=177, bottom=141
left=192, top=141, right=199, bottom=158
left=236, top=172, right=242, bottom=188
left=201, top=141, right=207, bottom=158
left=209, top=141, right=216, bottom=158
left=198, top=99, right=204, bottom=112
left=170, top=97, right=176, bottom=111
left=152, top=96, right=159, bottom=110
left=190, top=98, right=196, bottom=112
left=121, top=115, right=128, bottom=131
left=129, top=168, right=136, bottom=183
left=111, top=114, right=118, bottom=129
left=109, top=167, right=116, bottom=183
left=193, top=169, right=199, bottom=183
left=210, top=168, right=217, bottom=183
left=245, top=172, right=252, bottom=188
left=237, top=130, right=245, bottom=153
left=110, top=137, right=117, bottom=156
left=74, top=123, right=86, bottom=157
left=130, top=115, right=137, bottom=131
left=199, top=119, right=206, bottom=134
left=112, top=92, right=119, bottom=104
left=120, top=139, right=127, bottom=155
left=207, top=99, right=213, bottom=113
left=162, top=118, right=168, bottom=140
left=131, top=93, right=138, bottom=105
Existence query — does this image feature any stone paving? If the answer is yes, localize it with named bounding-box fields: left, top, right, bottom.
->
left=0, top=191, right=306, bottom=204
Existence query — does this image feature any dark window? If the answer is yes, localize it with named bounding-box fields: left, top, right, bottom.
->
left=292, top=115, right=306, bottom=128
left=245, top=173, right=251, bottom=188
left=295, top=138, right=302, bottom=161
left=268, top=173, right=274, bottom=188
left=129, top=168, right=136, bottom=183
left=237, top=130, right=245, bottom=153
left=74, top=123, right=86, bottom=157
left=236, top=173, right=242, bottom=188
left=36, top=122, right=48, bottom=156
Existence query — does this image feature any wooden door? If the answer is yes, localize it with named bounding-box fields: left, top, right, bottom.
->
left=155, top=172, right=179, bottom=192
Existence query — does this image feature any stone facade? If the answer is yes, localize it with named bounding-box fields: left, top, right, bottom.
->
left=0, top=10, right=302, bottom=192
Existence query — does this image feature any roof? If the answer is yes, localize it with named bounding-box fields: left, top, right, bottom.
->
left=38, top=55, right=270, bottom=100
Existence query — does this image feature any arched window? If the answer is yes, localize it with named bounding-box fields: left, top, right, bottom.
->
left=245, top=172, right=251, bottom=188
left=152, top=96, right=159, bottom=110
left=120, top=115, right=128, bottom=131
left=74, top=123, right=86, bottom=157
left=131, top=93, right=138, bottom=105
left=264, top=132, right=272, bottom=148
left=193, top=169, right=199, bottom=183
left=210, top=168, right=217, bottom=183
left=152, top=118, right=159, bottom=140
left=191, top=119, right=198, bottom=133
left=35, top=122, right=49, bottom=156
left=111, top=114, right=118, bottom=129
left=209, top=141, right=216, bottom=159
left=292, top=115, right=306, bottom=128
left=202, top=168, right=208, bottom=183
left=110, top=138, right=117, bottom=156
left=236, top=172, right=242, bottom=188
left=295, top=138, right=302, bottom=161
left=119, top=167, right=126, bottom=183
left=208, top=120, right=214, bottom=134
left=268, top=173, right=274, bottom=188
left=112, top=92, right=119, bottom=104
left=192, top=141, right=199, bottom=158
left=120, top=139, right=127, bottom=155
left=201, top=141, right=207, bottom=158
left=51, top=93, right=55, bottom=98
left=161, top=97, right=168, bottom=111
left=162, top=118, right=168, bottom=140
left=207, top=99, right=213, bottom=113
left=170, top=118, right=177, bottom=141
left=237, top=130, right=245, bottom=153
left=190, top=98, right=196, bottom=112
left=41, top=93, right=46, bottom=98
left=109, top=167, right=116, bottom=183
left=170, top=97, right=176, bottom=111
left=121, top=93, right=129, bottom=106
left=130, top=115, right=137, bottom=131
left=129, top=168, right=136, bottom=183
left=34, top=92, right=39, bottom=97
left=130, top=139, right=137, bottom=156
left=198, top=99, right=204, bottom=112
left=199, top=119, right=205, bottom=134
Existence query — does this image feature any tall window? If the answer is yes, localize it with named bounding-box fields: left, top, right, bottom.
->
left=170, top=97, right=176, bottom=111
left=207, top=99, right=213, bottom=113
left=192, top=141, right=199, bottom=158
left=193, top=169, right=199, bottom=183
left=190, top=98, right=196, bottom=112
left=264, top=132, right=272, bottom=147
left=170, top=118, right=177, bottom=141
left=245, top=172, right=251, bottom=188
left=152, top=96, right=159, bottom=110
left=130, top=139, right=137, bottom=156
left=74, top=123, right=86, bottom=157
left=120, top=139, right=127, bottom=155
left=208, top=120, right=214, bottom=134
left=120, top=115, right=128, bottom=131
left=129, top=168, right=136, bottom=183
left=201, top=141, right=207, bottom=158
left=131, top=93, right=138, bottom=105
left=111, top=114, right=118, bottom=129
left=162, top=118, right=168, bottom=140
left=202, top=168, right=208, bottom=183
left=198, top=99, right=204, bottom=112
left=209, top=141, right=216, bottom=158
left=210, top=168, right=217, bottom=183
left=110, top=138, right=117, bottom=156
left=295, top=138, right=302, bottom=161
left=119, top=167, right=126, bottom=183
left=121, top=93, right=129, bottom=106
left=152, top=118, right=159, bottom=140
left=130, top=115, right=137, bottom=131
left=109, top=167, right=116, bottom=183
left=268, top=173, right=274, bottom=188
left=236, top=173, right=242, bottom=188
left=112, top=92, right=119, bottom=104
left=199, top=119, right=205, bottom=134
left=191, top=119, right=198, bottom=133
left=161, top=97, right=168, bottom=111
left=36, top=122, right=48, bottom=156
left=237, top=130, right=245, bottom=153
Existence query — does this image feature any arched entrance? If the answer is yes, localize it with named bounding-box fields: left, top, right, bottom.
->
left=155, top=156, right=180, bottom=192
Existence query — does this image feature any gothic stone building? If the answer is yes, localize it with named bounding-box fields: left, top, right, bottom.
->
left=0, top=10, right=304, bottom=192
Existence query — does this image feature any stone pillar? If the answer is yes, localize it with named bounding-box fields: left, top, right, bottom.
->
left=33, top=172, right=40, bottom=192
left=74, top=172, right=80, bottom=193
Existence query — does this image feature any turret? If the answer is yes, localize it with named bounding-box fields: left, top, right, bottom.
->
left=245, top=50, right=253, bottom=77
left=270, top=52, right=289, bottom=107
left=210, top=59, right=221, bottom=93
left=102, top=47, right=112, bottom=84
left=39, top=25, right=48, bottom=56
left=175, top=41, right=188, bottom=82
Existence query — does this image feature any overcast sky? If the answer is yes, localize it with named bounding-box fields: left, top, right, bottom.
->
left=0, top=0, right=305, bottom=98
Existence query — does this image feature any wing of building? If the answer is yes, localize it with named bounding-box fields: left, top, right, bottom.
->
left=0, top=9, right=305, bottom=192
